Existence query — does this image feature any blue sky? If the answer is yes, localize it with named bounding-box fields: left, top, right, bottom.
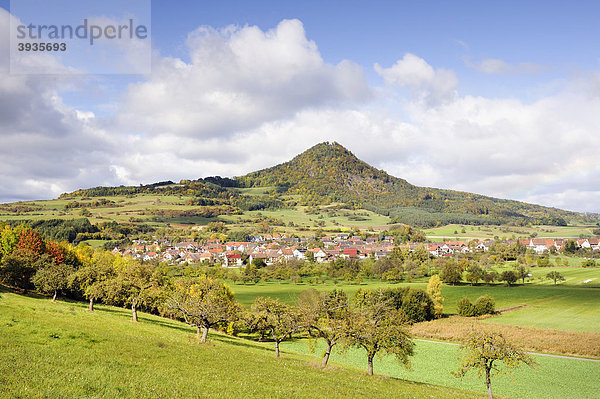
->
left=1, top=0, right=600, bottom=212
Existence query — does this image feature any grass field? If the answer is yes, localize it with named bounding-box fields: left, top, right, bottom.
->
left=229, top=268, right=600, bottom=333
left=0, top=288, right=481, bottom=399
left=423, top=224, right=599, bottom=241
left=282, top=339, right=600, bottom=399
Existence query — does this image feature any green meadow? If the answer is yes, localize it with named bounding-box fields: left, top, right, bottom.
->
left=0, top=288, right=482, bottom=399
left=282, top=338, right=600, bottom=399
left=423, top=223, right=599, bottom=240
left=229, top=267, right=600, bottom=333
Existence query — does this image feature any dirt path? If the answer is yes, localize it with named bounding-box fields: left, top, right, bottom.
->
left=414, top=338, right=600, bottom=362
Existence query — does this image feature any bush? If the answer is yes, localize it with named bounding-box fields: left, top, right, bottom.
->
left=582, top=259, right=597, bottom=268
left=458, top=295, right=496, bottom=317
left=457, top=297, right=476, bottom=317
left=473, top=295, right=495, bottom=315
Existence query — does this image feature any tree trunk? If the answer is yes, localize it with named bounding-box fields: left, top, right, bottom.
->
left=88, top=297, right=94, bottom=312
left=52, top=290, right=57, bottom=302
left=131, top=303, right=138, bottom=322
left=367, top=354, right=374, bottom=376
left=486, top=370, right=493, bottom=399
left=201, top=326, right=208, bottom=343
left=275, top=340, right=280, bottom=358
left=322, top=342, right=333, bottom=367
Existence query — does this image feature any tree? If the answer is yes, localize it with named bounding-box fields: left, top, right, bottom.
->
left=514, top=264, right=530, bottom=285
left=31, top=257, right=75, bottom=302
left=166, top=276, right=240, bottom=342
left=346, top=289, right=414, bottom=375
left=251, top=297, right=302, bottom=358
left=440, top=262, right=462, bottom=285
left=546, top=271, right=566, bottom=285
left=298, top=288, right=350, bottom=367
left=465, top=264, right=484, bottom=285
left=69, top=250, right=115, bottom=311
left=426, top=275, right=444, bottom=318
left=104, top=259, right=164, bottom=322
left=454, top=330, right=535, bottom=399
left=500, top=270, right=517, bottom=286
left=563, top=239, right=578, bottom=254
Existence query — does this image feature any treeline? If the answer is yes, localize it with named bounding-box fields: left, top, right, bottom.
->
left=3, top=219, right=151, bottom=245
left=4, top=219, right=99, bottom=243
left=64, top=199, right=117, bottom=209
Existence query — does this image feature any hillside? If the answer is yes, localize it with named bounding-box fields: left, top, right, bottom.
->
left=0, top=288, right=481, bottom=399
left=1, top=142, right=591, bottom=233
left=237, top=142, right=579, bottom=226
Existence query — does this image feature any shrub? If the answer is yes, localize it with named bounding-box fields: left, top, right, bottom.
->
left=473, top=295, right=495, bottom=315
left=458, top=295, right=496, bottom=317
left=582, top=259, right=597, bottom=268
left=457, top=297, right=476, bottom=317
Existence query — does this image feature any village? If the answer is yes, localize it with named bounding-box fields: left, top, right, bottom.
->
left=112, top=234, right=600, bottom=267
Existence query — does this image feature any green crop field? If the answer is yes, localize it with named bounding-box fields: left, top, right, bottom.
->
left=229, top=268, right=600, bottom=333
left=282, top=339, right=600, bottom=399
left=0, top=288, right=481, bottom=399
left=423, top=224, right=599, bottom=241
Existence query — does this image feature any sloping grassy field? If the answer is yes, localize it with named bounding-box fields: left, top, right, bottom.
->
left=282, top=338, right=600, bottom=399
left=0, top=287, right=481, bottom=399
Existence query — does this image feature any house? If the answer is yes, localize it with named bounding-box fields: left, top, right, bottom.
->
left=224, top=253, right=243, bottom=267
left=293, top=248, right=307, bottom=259
left=341, top=248, right=358, bottom=259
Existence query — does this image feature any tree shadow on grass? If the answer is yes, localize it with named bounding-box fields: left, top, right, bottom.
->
left=211, top=333, right=278, bottom=354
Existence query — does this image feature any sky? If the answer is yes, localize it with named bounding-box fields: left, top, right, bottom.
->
left=1, top=0, right=600, bottom=213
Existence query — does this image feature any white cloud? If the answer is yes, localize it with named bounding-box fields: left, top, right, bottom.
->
left=374, top=53, right=458, bottom=105
left=113, top=19, right=370, bottom=138
left=466, top=57, right=544, bottom=75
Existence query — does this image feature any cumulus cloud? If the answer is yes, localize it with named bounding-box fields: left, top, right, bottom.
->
left=113, top=19, right=370, bottom=138
left=374, top=53, right=458, bottom=105
left=0, top=9, right=118, bottom=202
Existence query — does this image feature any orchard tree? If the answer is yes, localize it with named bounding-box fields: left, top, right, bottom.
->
left=166, top=276, right=240, bottom=343
left=454, top=330, right=535, bottom=399
left=69, top=250, right=116, bottom=311
left=426, top=275, right=444, bottom=318
left=298, top=288, right=350, bottom=367
left=514, top=265, right=530, bottom=285
left=32, top=257, right=75, bottom=302
left=500, top=270, right=517, bottom=286
left=346, top=289, right=414, bottom=376
left=440, top=262, right=462, bottom=285
left=104, top=258, right=165, bottom=322
left=465, top=264, right=484, bottom=285
left=546, top=271, right=566, bottom=285
left=251, top=296, right=302, bottom=358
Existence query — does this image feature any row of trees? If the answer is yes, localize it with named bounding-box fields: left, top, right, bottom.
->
left=165, top=278, right=445, bottom=374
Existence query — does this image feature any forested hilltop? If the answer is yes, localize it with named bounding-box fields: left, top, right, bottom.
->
left=237, top=142, right=579, bottom=226
left=52, top=142, right=585, bottom=228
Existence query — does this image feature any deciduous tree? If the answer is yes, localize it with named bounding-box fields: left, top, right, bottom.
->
left=32, top=257, right=75, bottom=302
left=546, top=271, right=565, bottom=285
left=426, top=275, right=444, bottom=318
left=346, top=289, right=414, bottom=375
left=166, top=276, right=239, bottom=342
left=453, top=330, right=535, bottom=399
left=104, top=258, right=164, bottom=322
left=251, top=296, right=302, bottom=358
left=299, top=288, right=350, bottom=367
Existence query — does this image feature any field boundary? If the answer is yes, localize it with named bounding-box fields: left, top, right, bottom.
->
left=414, top=339, right=600, bottom=362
